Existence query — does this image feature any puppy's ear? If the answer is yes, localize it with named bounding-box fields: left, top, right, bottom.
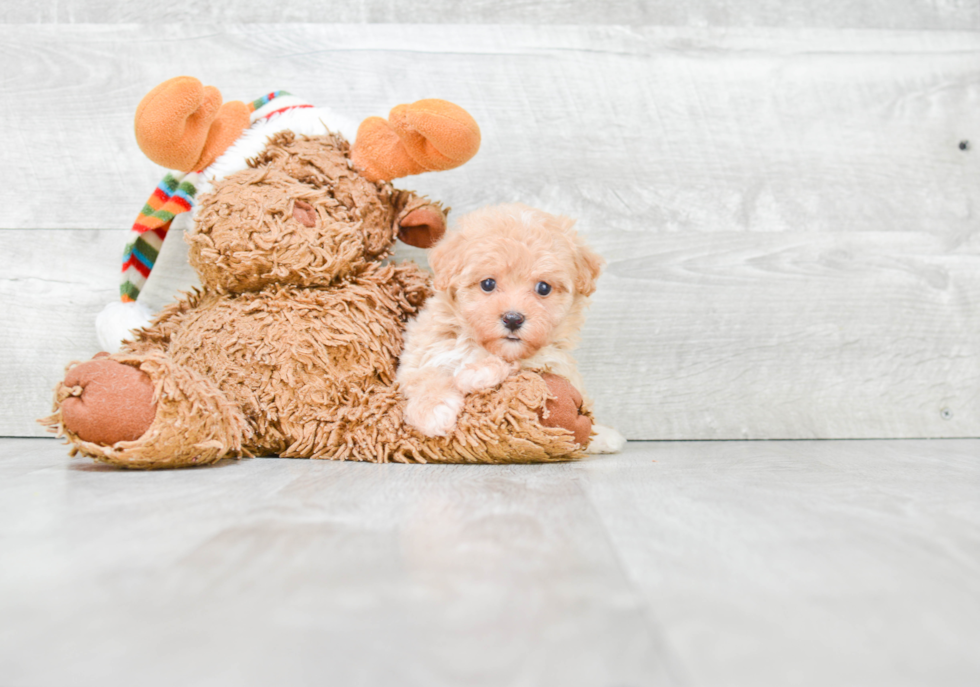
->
left=428, top=232, right=468, bottom=292
left=573, top=240, right=605, bottom=297
left=556, top=215, right=605, bottom=297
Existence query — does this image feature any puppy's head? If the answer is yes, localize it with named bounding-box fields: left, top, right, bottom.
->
left=429, top=203, right=604, bottom=362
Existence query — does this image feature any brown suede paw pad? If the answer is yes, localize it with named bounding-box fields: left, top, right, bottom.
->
left=60, top=358, right=157, bottom=445
left=537, top=373, right=592, bottom=447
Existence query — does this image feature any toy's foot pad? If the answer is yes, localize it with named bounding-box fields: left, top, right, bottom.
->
left=538, top=373, right=592, bottom=447
left=60, top=358, right=157, bottom=445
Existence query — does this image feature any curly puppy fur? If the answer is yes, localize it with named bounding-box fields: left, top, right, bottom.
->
left=397, top=203, right=606, bottom=438
left=44, top=135, right=590, bottom=467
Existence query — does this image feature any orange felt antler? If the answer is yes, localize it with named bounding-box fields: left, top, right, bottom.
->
left=351, top=99, right=481, bottom=182
left=134, top=76, right=250, bottom=172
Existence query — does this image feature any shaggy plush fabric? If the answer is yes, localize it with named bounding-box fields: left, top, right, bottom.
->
left=48, top=352, right=249, bottom=470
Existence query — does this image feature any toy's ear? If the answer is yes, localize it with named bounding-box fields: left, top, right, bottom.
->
left=134, top=76, right=250, bottom=172
left=397, top=205, right=446, bottom=249
left=351, top=100, right=481, bottom=182
left=428, top=232, right=468, bottom=292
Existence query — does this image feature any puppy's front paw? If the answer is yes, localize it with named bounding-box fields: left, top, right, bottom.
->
left=454, top=358, right=518, bottom=395
left=404, top=391, right=465, bottom=437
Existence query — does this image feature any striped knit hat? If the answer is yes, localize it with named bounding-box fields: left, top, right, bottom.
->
left=120, top=172, right=198, bottom=302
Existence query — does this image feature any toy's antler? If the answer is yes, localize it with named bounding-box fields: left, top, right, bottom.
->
left=134, top=76, right=249, bottom=172
left=351, top=100, right=481, bottom=182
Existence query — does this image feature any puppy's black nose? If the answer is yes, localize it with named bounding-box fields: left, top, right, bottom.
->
left=502, top=311, right=525, bottom=331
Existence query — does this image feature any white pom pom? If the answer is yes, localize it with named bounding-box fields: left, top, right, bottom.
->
left=96, top=301, right=154, bottom=353
left=586, top=424, right=627, bottom=454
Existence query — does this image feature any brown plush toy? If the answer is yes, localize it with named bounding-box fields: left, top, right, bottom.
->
left=42, top=77, right=592, bottom=469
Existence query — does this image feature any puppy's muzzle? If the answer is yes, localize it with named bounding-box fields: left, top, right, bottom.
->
left=502, top=311, right=525, bottom=332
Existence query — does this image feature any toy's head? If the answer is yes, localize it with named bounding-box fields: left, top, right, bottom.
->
left=187, top=130, right=449, bottom=292
left=135, top=77, right=481, bottom=294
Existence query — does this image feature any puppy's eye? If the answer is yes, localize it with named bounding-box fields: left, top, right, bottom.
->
left=535, top=281, right=552, bottom=297
left=480, top=278, right=496, bottom=293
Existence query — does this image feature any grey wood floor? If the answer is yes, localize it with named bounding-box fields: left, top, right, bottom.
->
left=2, top=438, right=978, bottom=687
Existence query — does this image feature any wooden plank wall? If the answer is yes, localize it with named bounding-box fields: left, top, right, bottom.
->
left=3, top=1, right=978, bottom=29
left=2, top=6, right=979, bottom=440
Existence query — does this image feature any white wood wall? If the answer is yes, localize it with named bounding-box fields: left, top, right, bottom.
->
left=2, top=5, right=979, bottom=439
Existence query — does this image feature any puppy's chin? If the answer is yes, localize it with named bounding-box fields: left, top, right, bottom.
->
left=484, top=336, right=538, bottom=362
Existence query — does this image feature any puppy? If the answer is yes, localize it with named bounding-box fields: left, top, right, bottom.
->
left=397, top=203, right=625, bottom=453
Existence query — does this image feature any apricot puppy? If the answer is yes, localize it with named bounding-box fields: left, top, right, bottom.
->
left=398, top=203, right=625, bottom=452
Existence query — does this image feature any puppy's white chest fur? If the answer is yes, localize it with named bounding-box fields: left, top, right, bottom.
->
left=414, top=332, right=490, bottom=378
